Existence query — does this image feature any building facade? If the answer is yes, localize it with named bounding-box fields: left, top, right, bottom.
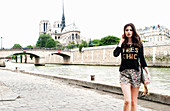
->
left=39, top=1, right=81, bottom=45
left=137, top=25, right=170, bottom=44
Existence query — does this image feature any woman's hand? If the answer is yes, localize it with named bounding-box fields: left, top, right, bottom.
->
left=118, top=34, right=125, bottom=46
left=144, top=67, right=151, bottom=85
left=146, top=73, right=151, bottom=85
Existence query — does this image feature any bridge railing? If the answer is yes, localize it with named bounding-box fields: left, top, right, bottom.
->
left=0, top=48, right=71, bottom=51
left=0, top=57, right=12, bottom=59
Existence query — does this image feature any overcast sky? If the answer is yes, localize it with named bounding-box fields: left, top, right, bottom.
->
left=0, top=0, right=169, bottom=48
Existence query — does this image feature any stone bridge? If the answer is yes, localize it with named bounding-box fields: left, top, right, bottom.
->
left=1, top=44, right=170, bottom=67
left=0, top=49, right=71, bottom=67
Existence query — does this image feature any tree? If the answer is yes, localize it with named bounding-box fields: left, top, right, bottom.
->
left=55, top=41, right=65, bottom=50
left=88, top=38, right=93, bottom=47
left=81, top=40, right=88, bottom=47
left=99, top=36, right=120, bottom=46
left=12, top=55, right=18, bottom=62
left=45, top=38, right=56, bottom=48
left=55, top=40, right=60, bottom=45
left=12, top=44, right=22, bottom=49
left=66, top=41, right=76, bottom=49
left=78, top=40, right=88, bottom=52
left=26, top=45, right=33, bottom=48
left=36, top=34, right=51, bottom=48
left=92, top=39, right=100, bottom=44
left=92, top=39, right=100, bottom=46
left=79, top=44, right=83, bottom=52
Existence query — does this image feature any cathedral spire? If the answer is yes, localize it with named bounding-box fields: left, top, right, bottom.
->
left=61, top=0, right=65, bottom=32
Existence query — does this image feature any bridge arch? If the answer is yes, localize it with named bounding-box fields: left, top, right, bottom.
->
left=13, top=52, right=40, bottom=58
left=51, top=53, right=70, bottom=63
left=11, top=52, right=45, bottom=66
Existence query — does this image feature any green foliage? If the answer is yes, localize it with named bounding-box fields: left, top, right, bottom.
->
left=81, top=40, right=88, bottom=47
left=12, top=55, right=18, bottom=62
left=36, top=34, right=51, bottom=48
left=66, top=42, right=76, bottom=49
left=99, top=36, right=120, bottom=46
left=12, top=53, right=27, bottom=63
left=12, top=44, right=22, bottom=49
left=92, top=39, right=100, bottom=45
left=55, top=41, right=64, bottom=50
left=20, top=55, right=22, bottom=63
left=45, top=38, right=56, bottom=48
left=91, top=39, right=100, bottom=46
left=30, top=55, right=33, bottom=60
left=145, top=55, right=153, bottom=61
left=26, top=45, right=33, bottom=48
left=145, top=55, right=170, bottom=62
left=88, top=39, right=93, bottom=47
left=79, top=44, right=83, bottom=52
left=142, top=40, right=149, bottom=43
left=77, top=36, right=120, bottom=52
left=56, top=40, right=60, bottom=45
left=78, top=40, right=88, bottom=52
left=155, top=55, right=170, bottom=62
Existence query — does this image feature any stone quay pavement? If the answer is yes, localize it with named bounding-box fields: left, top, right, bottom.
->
left=0, top=69, right=170, bottom=111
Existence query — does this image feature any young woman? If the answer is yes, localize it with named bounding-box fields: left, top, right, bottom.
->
left=113, top=23, right=151, bottom=111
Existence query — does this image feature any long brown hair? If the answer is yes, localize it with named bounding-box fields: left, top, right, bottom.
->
left=122, top=23, right=142, bottom=48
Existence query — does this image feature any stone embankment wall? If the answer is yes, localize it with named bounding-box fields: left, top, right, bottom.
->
left=70, top=44, right=170, bottom=67
left=70, top=45, right=120, bottom=65
left=144, top=44, right=170, bottom=67
left=23, top=44, right=170, bottom=67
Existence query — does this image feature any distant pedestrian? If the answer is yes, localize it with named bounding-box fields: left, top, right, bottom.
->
left=113, top=23, right=151, bottom=111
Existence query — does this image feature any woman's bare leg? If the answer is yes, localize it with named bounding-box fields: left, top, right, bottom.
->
left=121, top=84, right=131, bottom=111
left=131, top=86, right=140, bottom=111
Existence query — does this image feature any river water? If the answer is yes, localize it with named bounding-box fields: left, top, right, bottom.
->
left=4, top=62, right=170, bottom=95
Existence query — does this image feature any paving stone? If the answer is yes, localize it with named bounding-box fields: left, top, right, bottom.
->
left=0, top=69, right=169, bottom=111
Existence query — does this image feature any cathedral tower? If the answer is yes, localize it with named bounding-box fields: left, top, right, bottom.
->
left=39, top=0, right=82, bottom=45
left=39, top=20, right=51, bottom=35
left=61, top=0, right=65, bottom=32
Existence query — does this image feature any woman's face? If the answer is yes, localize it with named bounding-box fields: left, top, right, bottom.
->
left=125, top=26, right=133, bottom=38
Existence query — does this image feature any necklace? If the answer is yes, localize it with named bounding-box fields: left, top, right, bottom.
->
left=127, top=43, right=132, bottom=47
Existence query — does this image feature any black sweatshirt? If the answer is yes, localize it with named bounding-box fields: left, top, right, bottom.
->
left=113, top=44, right=147, bottom=71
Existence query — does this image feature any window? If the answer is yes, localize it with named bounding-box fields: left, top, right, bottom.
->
left=55, top=30, right=57, bottom=34
left=58, top=36, right=60, bottom=39
left=44, top=23, right=46, bottom=32
left=157, top=37, right=159, bottom=41
left=58, top=24, right=59, bottom=28
left=72, top=34, right=74, bottom=40
left=46, top=23, right=48, bottom=31
left=75, top=34, right=78, bottom=39
left=55, top=36, right=57, bottom=40
left=160, top=36, right=162, bottom=41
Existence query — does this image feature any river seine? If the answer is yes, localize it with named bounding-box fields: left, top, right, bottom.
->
left=4, top=62, right=170, bottom=95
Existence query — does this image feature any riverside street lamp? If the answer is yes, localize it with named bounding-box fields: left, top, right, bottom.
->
left=40, top=38, right=42, bottom=48
left=1, top=37, right=2, bottom=49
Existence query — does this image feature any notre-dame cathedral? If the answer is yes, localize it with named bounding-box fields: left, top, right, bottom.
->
left=39, top=0, right=81, bottom=45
